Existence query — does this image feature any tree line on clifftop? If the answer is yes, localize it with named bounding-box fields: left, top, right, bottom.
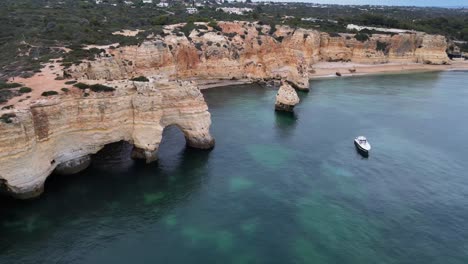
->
left=0, top=0, right=467, bottom=79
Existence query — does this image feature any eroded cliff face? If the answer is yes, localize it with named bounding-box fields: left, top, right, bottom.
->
left=320, top=33, right=450, bottom=65
left=0, top=21, right=451, bottom=199
left=65, top=22, right=323, bottom=90
left=65, top=21, right=450, bottom=90
left=0, top=80, right=214, bottom=198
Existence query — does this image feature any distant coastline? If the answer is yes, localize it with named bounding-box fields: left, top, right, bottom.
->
left=176, top=61, right=468, bottom=90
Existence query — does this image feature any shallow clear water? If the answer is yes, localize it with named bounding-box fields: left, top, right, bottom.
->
left=1, top=71, right=468, bottom=263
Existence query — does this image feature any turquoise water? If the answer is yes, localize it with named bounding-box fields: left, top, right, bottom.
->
left=1, top=71, right=468, bottom=263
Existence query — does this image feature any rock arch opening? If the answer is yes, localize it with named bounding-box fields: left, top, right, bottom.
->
left=131, top=122, right=215, bottom=164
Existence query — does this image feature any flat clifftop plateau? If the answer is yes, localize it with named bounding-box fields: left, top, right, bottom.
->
left=64, top=21, right=450, bottom=91
left=0, top=80, right=214, bottom=199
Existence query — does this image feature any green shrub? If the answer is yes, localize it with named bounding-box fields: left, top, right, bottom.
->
left=152, top=15, right=170, bottom=26
left=0, top=82, right=22, bottom=89
left=73, top=82, right=90, bottom=89
left=0, top=113, right=16, bottom=123
left=269, top=23, right=276, bottom=35
left=65, top=80, right=77, bottom=85
left=181, top=22, right=196, bottom=37
left=61, top=48, right=104, bottom=68
left=131, top=76, right=149, bottom=82
left=376, top=41, right=389, bottom=52
left=19, top=87, right=32, bottom=93
left=1, top=105, right=13, bottom=110
left=208, top=21, right=222, bottom=31
left=42, top=91, right=59, bottom=96
left=194, top=42, right=203, bottom=51
left=0, top=90, right=13, bottom=103
left=61, top=88, right=70, bottom=92
left=273, top=36, right=284, bottom=42
left=355, top=33, right=370, bottom=42
left=89, top=84, right=115, bottom=92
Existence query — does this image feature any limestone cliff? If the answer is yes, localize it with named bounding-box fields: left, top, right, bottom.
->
left=65, top=22, right=450, bottom=90
left=0, top=21, right=452, bottom=199
left=0, top=80, right=214, bottom=198
left=320, top=33, right=450, bottom=65
left=66, top=22, right=322, bottom=91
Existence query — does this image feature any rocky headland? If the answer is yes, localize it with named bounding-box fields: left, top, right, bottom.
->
left=0, top=21, right=458, bottom=199
left=0, top=80, right=214, bottom=198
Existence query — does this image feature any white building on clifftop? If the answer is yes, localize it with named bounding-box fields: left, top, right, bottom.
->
left=186, top=7, right=198, bottom=14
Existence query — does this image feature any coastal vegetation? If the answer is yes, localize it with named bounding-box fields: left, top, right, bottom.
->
left=73, top=82, right=115, bottom=92
left=0, top=82, right=22, bottom=89
left=18, top=87, right=32, bottom=93
left=0, top=81, right=33, bottom=102
left=0, top=112, right=16, bottom=123
left=0, top=0, right=466, bottom=78
left=73, top=82, right=90, bottom=89
left=41, top=91, right=58, bottom=96
left=355, top=33, right=370, bottom=42
left=131, top=76, right=150, bottom=82
left=88, top=84, right=115, bottom=93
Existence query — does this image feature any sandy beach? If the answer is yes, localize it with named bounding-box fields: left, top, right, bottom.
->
left=310, top=61, right=468, bottom=79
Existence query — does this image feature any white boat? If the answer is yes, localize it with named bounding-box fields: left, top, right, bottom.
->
left=354, top=136, right=371, bottom=156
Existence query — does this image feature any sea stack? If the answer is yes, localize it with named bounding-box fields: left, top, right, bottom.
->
left=275, top=82, right=300, bottom=112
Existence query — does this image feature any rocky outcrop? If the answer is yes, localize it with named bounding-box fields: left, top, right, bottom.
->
left=65, top=22, right=449, bottom=92
left=0, top=22, right=452, bottom=199
left=65, top=22, right=321, bottom=91
left=320, top=33, right=450, bottom=65
left=0, top=80, right=214, bottom=199
left=414, top=34, right=450, bottom=64
left=275, top=82, right=300, bottom=112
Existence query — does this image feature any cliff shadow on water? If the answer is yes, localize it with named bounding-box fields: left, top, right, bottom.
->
left=0, top=126, right=212, bottom=251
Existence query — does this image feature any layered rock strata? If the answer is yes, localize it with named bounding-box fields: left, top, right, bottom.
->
left=275, top=82, right=300, bottom=112
left=0, top=21, right=452, bottom=199
left=0, top=80, right=214, bottom=198
left=320, top=33, right=450, bottom=65
left=65, top=21, right=450, bottom=91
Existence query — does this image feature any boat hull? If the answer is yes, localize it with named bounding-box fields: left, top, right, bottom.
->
left=354, top=140, right=369, bottom=157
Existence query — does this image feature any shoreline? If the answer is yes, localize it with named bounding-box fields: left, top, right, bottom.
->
left=3, top=60, right=468, bottom=110
left=309, top=61, right=468, bottom=79
left=196, top=61, right=468, bottom=89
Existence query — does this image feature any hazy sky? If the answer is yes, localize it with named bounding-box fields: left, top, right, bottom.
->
left=263, top=0, right=468, bottom=7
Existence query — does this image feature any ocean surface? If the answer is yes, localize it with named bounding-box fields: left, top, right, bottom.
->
left=1, top=71, right=468, bottom=263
